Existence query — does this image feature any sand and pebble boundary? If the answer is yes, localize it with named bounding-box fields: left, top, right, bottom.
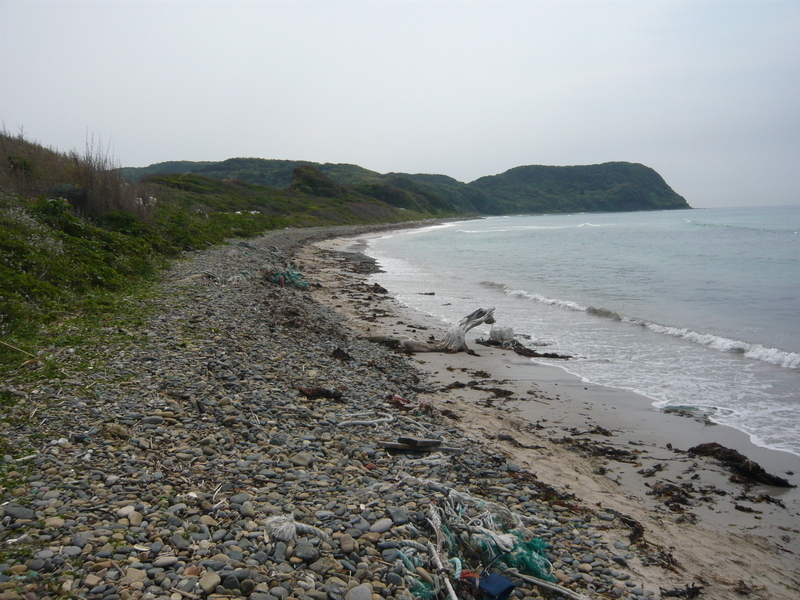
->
left=0, top=222, right=796, bottom=600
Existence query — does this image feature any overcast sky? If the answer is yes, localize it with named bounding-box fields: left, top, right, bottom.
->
left=2, top=1, right=799, bottom=208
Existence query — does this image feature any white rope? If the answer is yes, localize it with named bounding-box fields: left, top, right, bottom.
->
left=398, top=474, right=559, bottom=527
left=338, top=411, right=394, bottom=427
left=397, top=453, right=450, bottom=467
left=265, top=514, right=331, bottom=543
left=427, top=540, right=460, bottom=600
left=505, top=568, right=593, bottom=600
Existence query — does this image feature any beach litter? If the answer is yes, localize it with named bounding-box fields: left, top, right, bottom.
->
left=375, top=474, right=599, bottom=600
left=377, top=436, right=463, bottom=454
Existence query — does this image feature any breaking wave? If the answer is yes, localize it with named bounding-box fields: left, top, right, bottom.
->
left=456, top=222, right=612, bottom=234
left=479, top=281, right=800, bottom=370
left=633, top=321, right=800, bottom=369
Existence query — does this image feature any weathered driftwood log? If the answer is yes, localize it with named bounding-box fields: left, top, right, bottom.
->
left=399, top=307, right=496, bottom=354
left=359, top=307, right=496, bottom=354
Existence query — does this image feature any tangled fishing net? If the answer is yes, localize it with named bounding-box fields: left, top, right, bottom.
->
left=270, top=266, right=308, bottom=289
left=436, top=491, right=556, bottom=583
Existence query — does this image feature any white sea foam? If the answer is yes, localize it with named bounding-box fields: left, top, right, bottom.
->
left=481, top=281, right=800, bottom=370
left=505, top=288, right=588, bottom=312
left=369, top=207, right=800, bottom=458
left=633, top=320, right=800, bottom=369
left=456, top=222, right=612, bottom=234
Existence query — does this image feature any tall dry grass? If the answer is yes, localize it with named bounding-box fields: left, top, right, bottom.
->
left=0, top=128, right=151, bottom=218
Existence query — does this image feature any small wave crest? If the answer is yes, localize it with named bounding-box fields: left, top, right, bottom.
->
left=479, top=280, right=508, bottom=290
left=630, top=320, right=800, bottom=369
left=685, top=219, right=795, bottom=236
left=457, top=222, right=612, bottom=234
left=507, top=289, right=587, bottom=312
left=586, top=306, right=623, bottom=321
left=478, top=280, right=588, bottom=311
left=480, top=282, right=799, bottom=370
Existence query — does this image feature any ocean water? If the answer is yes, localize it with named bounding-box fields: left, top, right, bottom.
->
left=363, top=206, right=800, bottom=457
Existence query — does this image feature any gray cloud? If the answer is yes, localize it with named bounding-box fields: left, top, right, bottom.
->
left=2, top=0, right=799, bottom=207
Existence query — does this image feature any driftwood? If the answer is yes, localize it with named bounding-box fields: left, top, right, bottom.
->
left=378, top=437, right=463, bottom=453
left=392, top=307, right=496, bottom=354
left=477, top=338, right=572, bottom=360
left=295, top=386, right=343, bottom=401
left=359, top=307, right=496, bottom=354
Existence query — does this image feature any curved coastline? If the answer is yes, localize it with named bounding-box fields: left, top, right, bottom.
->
left=309, top=230, right=800, bottom=491
left=298, top=225, right=800, bottom=599
left=354, top=212, right=800, bottom=460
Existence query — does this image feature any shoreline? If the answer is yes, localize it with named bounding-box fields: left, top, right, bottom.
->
left=305, top=230, right=800, bottom=486
left=297, top=227, right=800, bottom=598
left=1, top=220, right=798, bottom=600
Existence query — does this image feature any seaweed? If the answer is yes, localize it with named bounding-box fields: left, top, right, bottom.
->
left=687, top=442, right=795, bottom=488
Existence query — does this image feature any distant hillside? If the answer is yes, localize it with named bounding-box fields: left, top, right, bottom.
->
left=122, top=158, right=690, bottom=214
left=471, top=162, right=689, bottom=213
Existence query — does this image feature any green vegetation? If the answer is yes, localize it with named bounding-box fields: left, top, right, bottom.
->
left=2, top=130, right=690, bottom=377
left=0, top=134, right=438, bottom=375
left=469, top=162, right=689, bottom=213
left=123, top=157, right=690, bottom=214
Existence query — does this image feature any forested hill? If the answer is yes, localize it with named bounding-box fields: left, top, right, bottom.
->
left=121, top=158, right=691, bottom=214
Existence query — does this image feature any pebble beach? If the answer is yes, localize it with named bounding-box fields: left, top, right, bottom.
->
left=1, top=224, right=799, bottom=600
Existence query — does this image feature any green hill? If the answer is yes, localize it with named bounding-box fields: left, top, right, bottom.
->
left=1, top=130, right=689, bottom=375
left=0, top=133, right=445, bottom=363
left=122, top=158, right=690, bottom=214
left=470, top=162, right=689, bottom=213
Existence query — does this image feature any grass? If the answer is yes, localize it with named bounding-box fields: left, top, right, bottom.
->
left=0, top=132, right=435, bottom=381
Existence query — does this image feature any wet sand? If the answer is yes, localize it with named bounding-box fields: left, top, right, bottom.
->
left=296, top=231, right=800, bottom=600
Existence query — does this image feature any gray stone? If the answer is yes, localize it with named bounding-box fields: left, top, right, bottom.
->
left=269, top=586, right=290, bottom=599
left=308, top=556, right=341, bottom=574
left=294, top=541, right=319, bottom=562
left=345, top=584, right=373, bottom=600
left=385, top=572, right=404, bottom=586
left=153, top=555, right=179, bottom=568
left=289, top=452, right=315, bottom=467
left=273, top=541, right=287, bottom=561
left=239, top=500, right=256, bottom=517
left=370, top=517, right=393, bottom=533
left=386, top=506, right=410, bottom=525
left=170, top=533, right=192, bottom=549
left=233, top=569, right=253, bottom=581
left=199, top=572, right=221, bottom=594
left=3, top=505, right=34, bottom=520
left=27, top=558, right=46, bottom=571
left=339, top=533, right=355, bottom=553
left=230, top=492, right=252, bottom=504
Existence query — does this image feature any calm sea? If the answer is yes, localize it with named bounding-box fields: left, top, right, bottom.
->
left=364, top=206, right=800, bottom=457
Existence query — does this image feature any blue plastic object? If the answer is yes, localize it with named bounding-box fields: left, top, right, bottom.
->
left=478, top=572, right=516, bottom=600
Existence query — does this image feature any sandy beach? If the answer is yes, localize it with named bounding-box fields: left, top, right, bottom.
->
left=297, top=231, right=800, bottom=600
left=3, top=222, right=799, bottom=600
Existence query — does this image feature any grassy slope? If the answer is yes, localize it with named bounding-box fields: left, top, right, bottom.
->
left=0, top=138, right=442, bottom=377
left=2, top=136, right=690, bottom=383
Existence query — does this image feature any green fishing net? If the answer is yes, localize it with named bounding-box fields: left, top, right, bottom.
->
left=271, top=267, right=308, bottom=289
left=409, top=580, right=435, bottom=600
left=494, top=537, right=554, bottom=582
left=471, top=533, right=555, bottom=582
